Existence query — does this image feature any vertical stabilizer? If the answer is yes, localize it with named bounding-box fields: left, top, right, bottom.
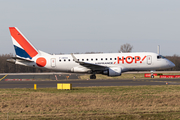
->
left=9, top=27, right=38, bottom=59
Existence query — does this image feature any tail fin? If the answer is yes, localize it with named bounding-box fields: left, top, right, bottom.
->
left=9, top=27, right=38, bottom=59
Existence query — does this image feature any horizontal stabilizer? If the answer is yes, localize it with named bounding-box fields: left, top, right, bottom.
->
left=12, top=57, right=34, bottom=62
left=7, top=59, right=16, bottom=64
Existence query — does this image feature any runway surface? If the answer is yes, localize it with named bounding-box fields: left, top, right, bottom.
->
left=0, top=73, right=180, bottom=88
left=0, top=79, right=180, bottom=88
left=0, top=73, right=79, bottom=81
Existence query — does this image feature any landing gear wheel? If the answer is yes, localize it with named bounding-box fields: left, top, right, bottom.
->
left=90, top=75, right=96, bottom=79
left=151, top=75, right=154, bottom=78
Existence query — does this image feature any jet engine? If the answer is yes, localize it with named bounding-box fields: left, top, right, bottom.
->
left=103, top=67, right=122, bottom=76
left=71, top=67, right=90, bottom=73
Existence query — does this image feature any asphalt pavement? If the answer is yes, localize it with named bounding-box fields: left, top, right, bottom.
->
left=0, top=79, right=179, bottom=88
left=0, top=74, right=180, bottom=88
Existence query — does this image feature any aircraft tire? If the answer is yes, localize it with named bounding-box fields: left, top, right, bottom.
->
left=151, top=75, right=154, bottom=78
left=90, top=75, right=96, bottom=79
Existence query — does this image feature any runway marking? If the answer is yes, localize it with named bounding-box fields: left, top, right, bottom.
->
left=0, top=74, right=8, bottom=81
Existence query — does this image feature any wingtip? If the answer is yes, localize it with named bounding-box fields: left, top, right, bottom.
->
left=71, top=53, right=78, bottom=62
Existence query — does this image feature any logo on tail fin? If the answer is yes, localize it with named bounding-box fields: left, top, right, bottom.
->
left=9, top=27, right=38, bottom=59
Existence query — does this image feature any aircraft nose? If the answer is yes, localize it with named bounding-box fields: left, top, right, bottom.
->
left=171, top=62, right=175, bottom=67
left=169, top=61, right=175, bottom=68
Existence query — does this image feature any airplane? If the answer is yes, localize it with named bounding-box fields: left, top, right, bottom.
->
left=7, top=27, right=175, bottom=79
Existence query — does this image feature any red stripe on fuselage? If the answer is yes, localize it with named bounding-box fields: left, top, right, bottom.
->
left=9, top=27, right=38, bottom=58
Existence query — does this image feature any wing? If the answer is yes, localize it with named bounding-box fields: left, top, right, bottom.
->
left=71, top=53, right=107, bottom=70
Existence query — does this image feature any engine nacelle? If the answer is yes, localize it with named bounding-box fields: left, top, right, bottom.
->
left=71, top=67, right=90, bottom=73
left=103, top=67, right=122, bottom=76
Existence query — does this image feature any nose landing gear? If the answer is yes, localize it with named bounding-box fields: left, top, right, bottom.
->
left=150, top=70, right=155, bottom=78
left=151, top=75, right=154, bottom=78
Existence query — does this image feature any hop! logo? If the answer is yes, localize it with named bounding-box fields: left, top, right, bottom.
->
left=114, top=56, right=146, bottom=64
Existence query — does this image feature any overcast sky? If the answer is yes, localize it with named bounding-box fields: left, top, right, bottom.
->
left=1, top=0, right=180, bottom=56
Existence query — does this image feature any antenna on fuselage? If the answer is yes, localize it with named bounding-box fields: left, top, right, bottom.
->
left=157, top=45, right=160, bottom=55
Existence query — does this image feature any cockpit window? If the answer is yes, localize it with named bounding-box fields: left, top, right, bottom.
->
left=157, top=55, right=165, bottom=59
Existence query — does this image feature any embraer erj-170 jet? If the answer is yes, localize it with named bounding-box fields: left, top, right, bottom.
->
left=7, top=27, right=175, bottom=79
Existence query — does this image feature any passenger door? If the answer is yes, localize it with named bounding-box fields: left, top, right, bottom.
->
left=147, top=55, right=152, bottom=65
left=51, top=58, right=56, bottom=67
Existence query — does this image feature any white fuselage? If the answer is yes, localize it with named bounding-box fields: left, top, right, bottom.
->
left=18, top=52, right=175, bottom=74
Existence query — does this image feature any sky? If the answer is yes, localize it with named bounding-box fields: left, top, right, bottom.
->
left=1, top=0, right=180, bottom=56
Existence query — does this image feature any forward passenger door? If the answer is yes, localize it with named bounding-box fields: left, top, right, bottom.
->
left=147, top=55, right=152, bottom=65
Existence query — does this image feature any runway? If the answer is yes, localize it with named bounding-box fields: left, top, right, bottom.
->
left=0, top=79, right=180, bottom=88
left=0, top=73, right=180, bottom=88
left=0, top=73, right=79, bottom=81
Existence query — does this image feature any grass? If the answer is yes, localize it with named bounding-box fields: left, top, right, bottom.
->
left=1, top=85, right=180, bottom=119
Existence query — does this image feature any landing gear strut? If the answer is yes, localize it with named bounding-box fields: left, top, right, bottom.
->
left=151, top=75, right=154, bottom=78
left=90, top=74, right=96, bottom=79
left=151, top=70, right=155, bottom=78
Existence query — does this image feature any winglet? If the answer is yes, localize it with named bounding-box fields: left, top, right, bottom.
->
left=71, top=53, right=78, bottom=63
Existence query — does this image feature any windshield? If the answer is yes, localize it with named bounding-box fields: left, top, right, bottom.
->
left=157, top=55, right=165, bottom=59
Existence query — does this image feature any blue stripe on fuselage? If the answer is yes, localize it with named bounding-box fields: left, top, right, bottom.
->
left=14, top=45, right=32, bottom=59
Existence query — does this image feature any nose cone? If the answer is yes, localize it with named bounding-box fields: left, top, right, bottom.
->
left=168, top=61, right=175, bottom=68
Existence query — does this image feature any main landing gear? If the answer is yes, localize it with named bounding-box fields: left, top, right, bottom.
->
left=90, top=74, right=96, bottom=79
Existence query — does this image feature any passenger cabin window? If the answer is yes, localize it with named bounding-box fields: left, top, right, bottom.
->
left=87, top=59, right=88, bottom=61
left=82, top=59, right=84, bottom=61
left=68, top=59, right=70, bottom=61
left=64, top=59, right=66, bottom=61
left=105, top=58, right=108, bottom=60
left=110, top=58, right=112, bottom=60
left=91, top=59, right=93, bottom=61
left=96, top=58, right=98, bottom=61
left=101, top=58, right=103, bottom=60
left=114, top=58, right=116, bottom=60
